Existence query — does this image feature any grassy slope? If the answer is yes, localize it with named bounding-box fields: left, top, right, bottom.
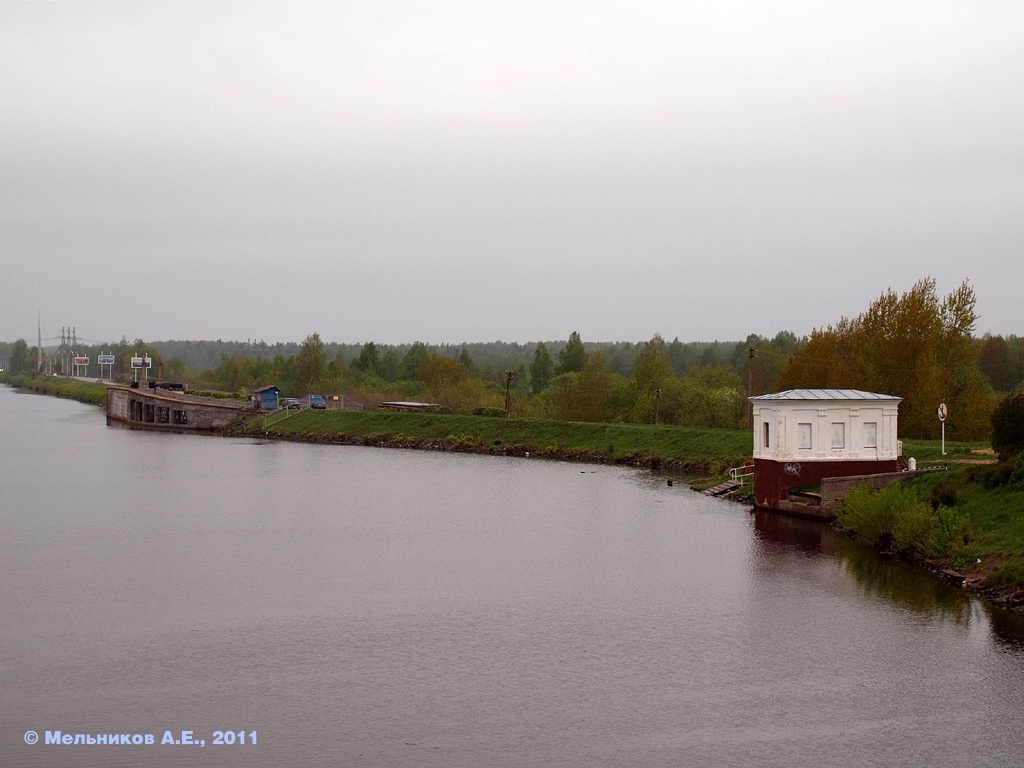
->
left=900, top=464, right=1024, bottom=594
left=900, top=438, right=992, bottom=464
left=242, top=409, right=753, bottom=473
left=1, top=373, right=108, bottom=406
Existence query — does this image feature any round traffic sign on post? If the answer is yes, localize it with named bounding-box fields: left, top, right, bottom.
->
left=937, top=402, right=948, bottom=423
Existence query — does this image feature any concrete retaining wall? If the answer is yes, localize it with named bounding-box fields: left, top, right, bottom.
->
left=765, top=470, right=944, bottom=519
left=820, top=471, right=914, bottom=514
left=107, top=386, right=255, bottom=431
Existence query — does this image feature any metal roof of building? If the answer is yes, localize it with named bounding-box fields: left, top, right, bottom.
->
left=749, top=389, right=902, bottom=402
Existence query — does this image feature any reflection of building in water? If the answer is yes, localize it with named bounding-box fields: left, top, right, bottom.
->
left=752, top=512, right=976, bottom=625
left=752, top=509, right=840, bottom=557
left=750, top=389, right=903, bottom=515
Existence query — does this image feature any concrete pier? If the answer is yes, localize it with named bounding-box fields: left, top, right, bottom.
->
left=106, top=385, right=256, bottom=431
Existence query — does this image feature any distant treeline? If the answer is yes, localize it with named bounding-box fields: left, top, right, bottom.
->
left=1, top=335, right=755, bottom=394
left=2, top=278, right=1022, bottom=438
left=136, top=337, right=748, bottom=379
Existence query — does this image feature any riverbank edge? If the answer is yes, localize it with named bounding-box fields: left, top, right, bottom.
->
left=0, top=373, right=749, bottom=474
left=5, top=375, right=1021, bottom=613
left=2, top=372, right=108, bottom=405
left=222, top=416, right=744, bottom=478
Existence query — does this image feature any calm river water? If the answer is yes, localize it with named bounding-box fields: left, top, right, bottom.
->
left=3, top=384, right=1024, bottom=767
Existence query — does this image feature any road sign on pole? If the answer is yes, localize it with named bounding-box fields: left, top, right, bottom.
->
left=938, top=401, right=948, bottom=456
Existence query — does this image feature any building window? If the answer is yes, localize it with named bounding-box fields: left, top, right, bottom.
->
left=798, top=423, right=812, bottom=450
left=831, top=423, right=845, bottom=449
left=864, top=422, right=877, bottom=448
left=764, top=421, right=770, bottom=449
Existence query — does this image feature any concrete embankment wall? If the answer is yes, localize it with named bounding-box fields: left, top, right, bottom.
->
left=106, top=386, right=254, bottom=431
left=771, top=470, right=941, bottom=519
left=819, top=471, right=914, bottom=514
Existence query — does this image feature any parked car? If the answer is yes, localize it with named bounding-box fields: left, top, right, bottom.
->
left=310, top=395, right=327, bottom=409
left=282, top=397, right=301, bottom=409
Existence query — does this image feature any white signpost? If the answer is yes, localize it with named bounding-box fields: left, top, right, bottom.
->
left=937, top=401, right=948, bottom=456
left=98, top=353, right=115, bottom=380
left=130, top=354, right=152, bottom=382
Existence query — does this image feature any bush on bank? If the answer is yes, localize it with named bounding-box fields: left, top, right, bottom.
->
left=971, top=453, right=1024, bottom=491
left=991, top=392, right=1024, bottom=461
left=837, top=483, right=971, bottom=562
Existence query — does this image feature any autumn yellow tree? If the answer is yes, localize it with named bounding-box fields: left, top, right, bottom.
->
left=777, top=278, right=992, bottom=439
left=545, top=351, right=619, bottom=422
left=428, top=357, right=492, bottom=412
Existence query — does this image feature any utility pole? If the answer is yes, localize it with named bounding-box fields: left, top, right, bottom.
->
left=747, top=347, right=756, bottom=429
left=654, top=388, right=661, bottom=424
left=504, top=370, right=514, bottom=418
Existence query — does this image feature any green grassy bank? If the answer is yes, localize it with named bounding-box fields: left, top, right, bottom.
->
left=893, top=462, right=1024, bottom=602
left=900, top=438, right=993, bottom=464
left=1, top=372, right=109, bottom=406
left=238, top=408, right=753, bottom=474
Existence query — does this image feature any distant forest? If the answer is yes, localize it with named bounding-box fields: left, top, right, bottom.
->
left=3, top=279, right=1022, bottom=440
left=132, top=336, right=750, bottom=380
left=1, top=335, right=756, bottom=386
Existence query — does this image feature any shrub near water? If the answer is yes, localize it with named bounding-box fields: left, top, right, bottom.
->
left=836, top=484, right=898, bottom=544
left=838, top=483, right=971, bottom=561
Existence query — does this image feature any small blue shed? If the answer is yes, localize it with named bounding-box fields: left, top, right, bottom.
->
left=253, top=385, right=280, bottom=410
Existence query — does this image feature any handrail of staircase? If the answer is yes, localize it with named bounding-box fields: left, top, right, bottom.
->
left=728, top=463, right=755, bottom=485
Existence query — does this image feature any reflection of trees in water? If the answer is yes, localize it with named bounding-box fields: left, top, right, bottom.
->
left=984, top=600, right=1024, bottom=649
left=840, top=543, right=973, bottom=625
left=752, top=509, right=973, bottom=625
left=748, top=510, right=1024, bottom=647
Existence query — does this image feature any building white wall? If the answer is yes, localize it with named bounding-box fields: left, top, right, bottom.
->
left=752, top=401, right=900, bottom=461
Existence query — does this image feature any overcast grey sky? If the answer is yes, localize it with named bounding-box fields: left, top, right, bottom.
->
left=2, top=1, right=1021, bottom=347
